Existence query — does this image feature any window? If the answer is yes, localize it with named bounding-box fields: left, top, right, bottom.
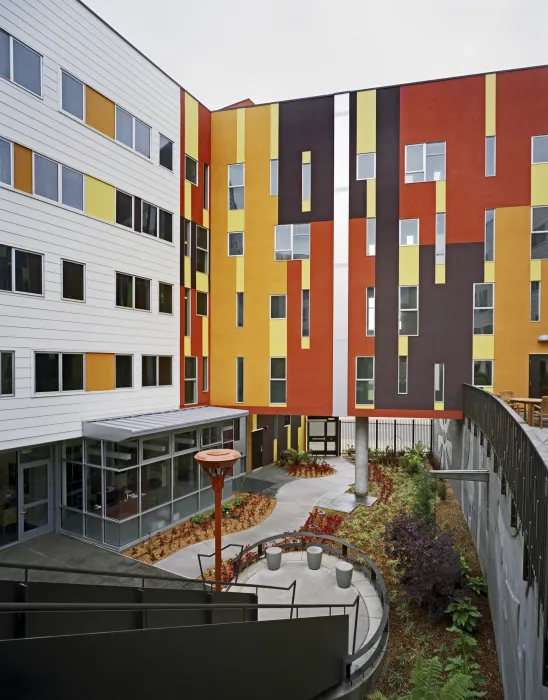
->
left=135, top=119, right=150, bottom=158
left=143, top=355, right=172, bottom=387
left=435, top=213, right=446, bottom=264
left=275, top=223, right=310, bottom=261
left=236, top=292, right=244, bottom=328
left=159, top=134, right=173, bottom=171
left=228, top=231, right=244, bottom=256
left=366, top=287, right=375, bottom=336
left=302, top=289, right=310, bottom=338
left=35, top=352, right=84, bottom=393
left=366, top=218, right=376, bottom=256
left=405, top=142, right=445, bottom=183
left=61, top=71, right=84, bottom=120
left=159, top=209, right=173, bottom=242
left=184, top=289, right=191, bottom=336
left=115, top=106, right=150, bottom=157
left=203, top=357, right=208, bottom=392
left=185, top=155, right=198, bottom=185
left=357, top=153, right=376, bottom=180
left=115, top=273, right=150, bottom=311
left=204, top=163, right=210, bottom=209
left=197, top=227, right=209, bottom=273
left=532, top=135, right=548, bottom=164
left=228, top=163, right=244, bottom=210
left=0, top=137, right=12, bottom=186
left=115, top=355, right=133, bottom=388
left=0, top=31, right=42, bottom=96
left=159, top=282, right=173, bottom=314
left=356, top=356, right=374, bottom=405
left=142, top=202, right=157, bottom=236
left=34, top=154, right=58, bottom=202
left=236, top=357, right=244, bottom=402
left=434, top=363, right=444, bottom=402
left=473, top=360, right=493, bottom=387
left=531, top=281, right=540, bottom=322
left=184, top=356, right=197, bottom=404
left=399, top=286, right=418, bottom=336
left=485, top=136, right=496, bottom=177
left=61, top=166, right=84, bottom=210
left=62, top=260, right=85, bottom=302
left=270, top=159, right=278, bottom=196
left=485, top=209, right=495, bottom=262
left=473, top=283, right=494, bottom=335
left=270, top=295, right=287, bottom=319
left=270, top=358, right=286, bottom=404
left=196, top=291, right=208, bottom=316
left=302, top=162, right=311, bottom=200
left=0, top=244, right=42, bottom=295
left=0, top=351, right=14, bottom=396
left=116, top=190, right=133, bottom=228
left=531, top=207, right=548, bottom=260
left=399, top=219, right=419, bottom=246
left=398, top=356, right=408, bottom=394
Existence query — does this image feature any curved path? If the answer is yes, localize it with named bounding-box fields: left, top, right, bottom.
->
left=155, top=456, right=355, bottom=579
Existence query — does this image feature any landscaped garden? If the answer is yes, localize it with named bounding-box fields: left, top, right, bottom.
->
left=275, top=448, right=336, bottom=478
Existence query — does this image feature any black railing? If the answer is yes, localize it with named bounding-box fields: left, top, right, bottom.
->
left=339, top=418, right=433, bottom=453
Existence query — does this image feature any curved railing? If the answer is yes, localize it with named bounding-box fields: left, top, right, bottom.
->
left=232, top=531, right=389, bottom=683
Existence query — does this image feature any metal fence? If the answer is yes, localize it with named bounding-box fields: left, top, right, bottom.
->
left=339, top=418, right=433, bottom=453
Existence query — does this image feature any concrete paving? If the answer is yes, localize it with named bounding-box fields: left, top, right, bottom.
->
left=156, top=456, right=355, bottom=579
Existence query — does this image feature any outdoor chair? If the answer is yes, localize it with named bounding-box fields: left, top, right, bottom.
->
left=534, top=396, right=548, bottom=428
left=499, top=390, right=515, bottom=403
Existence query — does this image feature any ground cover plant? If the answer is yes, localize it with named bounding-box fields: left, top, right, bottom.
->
left=276, top=448, right=336, bottom=478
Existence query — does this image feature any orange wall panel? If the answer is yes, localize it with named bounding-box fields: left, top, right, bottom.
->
left=13, top=144, right=32, bottom=194
left=86, top=353, right=115, bottom=392
left=85, top=86, right=115, bottom=139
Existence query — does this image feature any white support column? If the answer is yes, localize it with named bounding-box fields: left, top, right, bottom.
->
left=355, top=416, right=369, bottom=496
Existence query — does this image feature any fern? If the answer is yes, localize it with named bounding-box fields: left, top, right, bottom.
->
left=370, top=657, right=473, bottom=700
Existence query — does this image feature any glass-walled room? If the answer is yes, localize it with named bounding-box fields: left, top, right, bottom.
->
left=59, top=418, right=247, bottom=550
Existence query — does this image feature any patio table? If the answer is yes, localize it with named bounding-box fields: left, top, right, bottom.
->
left=508, top=398, right=541, bottom=426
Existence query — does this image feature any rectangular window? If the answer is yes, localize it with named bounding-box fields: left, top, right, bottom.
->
left=435, top=213, right=446, bottom=264
left=0, top=244, right=43, bottom=295
left=202, top=357, right=208, bottom=392
left=302, top=289, right=310, bottom=338
left=62, top=260, right=85, bottom=302
left=398, top=356, right=408, bottom=394
left=485, top=209, right=495, bottom=262
left=270, top=357, right=286, bottom=404
left=404, top=142, right=446, bottom=183
left=473, top=283, right=494, bottom=335
left=366, top=218, right=376, bottom=256
left=3, top=33, right=42, bottom=97
left=34, top=154, right=59, bottom=202
left=531, top=281, right=541, bottom=322
left=159, top=134, right=173, bottom=171
left=159, top=209, right=173, bottom=242
left=228, top=231, right=244, bottom=256
left=159, top=356, right=172, bottom=386
left=184, top=356, right=197, bottom=404
left=35, top=352, right=83, bottom=393
left=196, top=291, right=208, bottom=316
left=115, top=106, right=150, bottom=157
left=270, top=294, right=287, bottom=319
left=531, top=207, right=548, bottom=260
left=228, top=163, right=244, bottom=210
left=142, top=201, right=158, bottom=237
left=115, top=354, right=133, bottom=389
left=0, top=351, right=14, bottom=396
left=473, top=360, right=493, bottom=387
left=135, top=119, right=150, bottom=158
left=159, top=282, right=173, bottom=314
left=204, top=163, right=210, bottom=209
left=302, top=162, right=311, bottom=200
left=399, top=286, right=419, bottom=336
left=356, top=356, right=374, bottom=405
left=434, top=363, right=445, bottom=402
left=270, top=159, right=278, bottom=196
left=485, top=136, right=496, bottom=177
left=143, top=356, right=172, bottom=388
left=275, top=223, right=310, bottom=261
left=197, top=226, right=209, bottom=273
left=236, top=292, right=244, bottom=328
left=183, top=220, right=191, bottom=257
left=236, top=357, right=244, bottom=403
left=32, top=154, right=83, bottom=210
left=116, top=190, right=133, bottom=228
left=184, top=289, right=191, bottom=336
left=0, top=137, right=12, bottom=186
left=61, top=71, right=84, bottom=120
left=62, top=353, right=84, bottom=391
left=357, top=153, right=376, bottom=180
left=399, top=219, right=419, bottom=246
left=185, top=155, right=198, bottom=185
left=61, top=165, right=84, bottom=210
left=366, top=287, right=375, bottom=336
left=532, top=135, right=548, bottom=164
left=115, top=273, right=150, bottom=311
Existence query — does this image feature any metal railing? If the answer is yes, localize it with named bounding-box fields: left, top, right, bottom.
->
left=339, top=417, right=433, bottom=454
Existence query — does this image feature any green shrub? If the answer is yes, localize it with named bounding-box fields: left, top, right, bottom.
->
left=437, top=481, right=448, bottom=500
left=221, top=502, right=233, bottom=514
left=446, top=597, right=482, bottom=633
left=190, top=514, right=206, bottom=525
left=446, top=627, right=487, bottom=697
left=467, top=576, right=487, bottom=596
left=412, top=464, right=436, bottom=527
left=233, top=496, right=244, bottom=507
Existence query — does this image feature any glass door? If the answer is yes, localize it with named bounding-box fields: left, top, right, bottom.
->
left=18, top=462, right=51, bottom=540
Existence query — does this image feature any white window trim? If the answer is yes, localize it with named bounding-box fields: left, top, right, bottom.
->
left=236, top=356, right=244, bottom=403
left=301, top=289, right=310, bottom=338
left=355, top=356, right=375, bottom=405
left=531, top=280, right=541, bottom=323
left=115, top=354, right=134, bottom=390
left=204, top=163, right=210, bottom=209
left=32, top=153, right=86, bottom=212
left=302, top=162, right=311, bottom=200
left=236, top=292, right=244, bottom=328
left=184, top=288, right=191, bottom=337
left=398, top=286, right=419, bottom=337
left=142, top=355, right=173, bottom=389
left=270, top=159, right=278, bottom=196
left=227, top=231, right=244, bottom=257
left=158, top=281, right=174, bottom=315
left=203, top=357, right=209, bottom=393
left=366, top=287, right=375, bottom=337
left=184, top=356, right=198, bottom=404
left=532, top=135, right=548, bottom=165
left=196, top=291, right=209, bottom=317
left=485, top=135, right=496, bottom=177
left=398, top=356, right=408, bottom=395
left=435, top=213, right=446, bottom=264
left=485, top=209, right=495, bottom=263
left=33, top=351, right=86, bottom=395
left=185, top=154, right=199, bottom=186
left=228, top=163, right=245, bottom=209
left=0, top=243, right=44, bottom=298
left=0, top=350, right=15, bottom=398
left=356, top=153, right=376, bottom=181
left=270, top=294, right=287, bottom=320
left=115, top=272, right=152, bottom=312
left=404, top=142, right=446, bottom=183
left=366, top=217, right=376, bottom=257
left=196, top=226, right=210, bottom=274
left=59, top=68, right=85, bottom=121
left=269, top=357, right=287, bottom=405
left=399, top=218, right=420, bottom=247
left=274, top=224, right=310, bottom=261
left=159, top=134, right=174, bottom=172
left=472, top=360, right=493, bottom=388
left=61, top=259, right=86, bottom=303
left=473, top=282, right=494, bottom=336
left=2, top=31, right=43, bottom=99
left=434, top=363, right=445, bottom=402
left=0, top=137, right=14, bottom=189
left=531, top=206, right=548, bottom=260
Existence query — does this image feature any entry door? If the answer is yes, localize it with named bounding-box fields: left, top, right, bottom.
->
left=307, top=417, right=339, bottom=456
left=251, top=429, right=264, bottom=470
left=529, top=355, right=548, bottom=398
left=18, top=462, right=51, bottom=540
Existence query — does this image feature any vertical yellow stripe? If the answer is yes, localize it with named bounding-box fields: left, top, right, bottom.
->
left=184, top=180, right=192, bottom=221
left=366, top=179, right=376, bottom=217
left=287, top=424, right=292, bottom=451
left=184, top=93, right=199, bottom=160
left=484, top=261, right=495, bottom=283
left=302, top=200, right=311, bottom=212
left=270, top=104, right=279, bottom=159
left=473, top=336, right=494, bottom=360
left=184, top=257, right=191, bottom=285
left=435, top=264, right=446, bottom=284
left=269, top=320, right=287, bottom=356
left=298, top=416, right=306, bottom=451
left=435, top=181, right=446, bottom=212
left=356, top=90, right=376, bottom=154
left=398, top=336, right=408, bottom=356
left=531, top=163, right=548, bottom=205
left=236, top=256, right=245, bottom=292
left=302, top=151, right=311, bottom=164
left=252, top=414, right=258, bottom=430
left=531, top=260, right=542, bottom=282
left=203, top=210, right=209, bottom=229
left=237, top=109, right=246, bottom=163
left=434, top=402, right=445, bottom=411
left=202, top=317, right=209, bottom=356
left=301, top=260, right=310, bottom=290
left=273, top=438, right=278, bottom=462
left=399, top=246, right=420, bottom=286
left=184, top=337, right=191, bottom=357
left=485, top=74, right=496, bottom=137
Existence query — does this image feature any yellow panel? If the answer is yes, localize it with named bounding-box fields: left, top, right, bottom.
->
left=301, top=337, right=310, bottom=350
left=228, top=210, right=245, bottom=231
left=485, top=74, right=496, bottom=137
left=237, top=108, right=246, bottom=164
left=531, top=163, right=548, bottom=206
left=13, top=144, right=33, bottom=194
left=473, top=335, right=494, bottom=360
left=398, top=336, right=408, bottom=356
left=435, top=264, right=446, bottom=285
left=270, top=104, right=279, bottom=160
left=435, top=180, right=446, bottom=212
left=302, top=199, right=311, bottom=212
left=287, top=425, right=291, bottom=450
left=202, top=317, right=209, bottom=357
left=236, top=256, right=244, bottom=292
left=85, top=176, right=115, bottom=222
left=356, top=90, right=376, bottom=154
left=196, top=272, right=209, bottom=293
left=184, top=337, right=191, bottom=356
left=434, top=402, right=445, bottom=411
left=356, top=404, right=375, bottom=410
left=252, top=415, right=258, bottom=430
left=85, top=86, right=115, bottom=139
left=184, top=93, right=199, bottom=160
left=297, top=416, right=305, bottom=451
left=302, top=151, right=311, bottom=164
left=85, top=353, right=115, bottom=392
left=184, top=180, right=192, bottom=221
left=269, top=319, right=287, bottom=356
left=273, top=438, right=278, bottom=461
left=366, top=179, right=376, bottom=217
left=301, top=260, right=310, bottom=290
left=531, top=260, right=542, bottom=282
left=484, top=261, right=495, bottom=283
left=399, top=246, right=420, bottom=286
left=184, top=257, right=191, bottom=287
left=203, top=209, right=209, bottom=229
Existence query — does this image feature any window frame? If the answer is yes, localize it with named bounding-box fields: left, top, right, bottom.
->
left=269, top=357, right=287, bottom=405
left=228, top=231, right=244, bottom=257
left=115, top=354, right=133, bottom=390
left=302, top=162, right=311, bottom=200
left=531, top=206, right=548, bottom=260
left=473, top=360, right=493, bottom=388
left=0, top=243, right=44, bottom=297
left=366, top=217, right=376, bottom=256
left=236, top=356, right=244, bottom=403
left=196, top=226, right=209, bottom=274
left=404, top=141, right=446, bottom=183
left=185, top=154, right=198, bottom=186
left=531, top=280, right=541, bottom=323
left=356, top=153, right=376, bottom=181
left=485, top=135, right=496, bottom=177
left=485, top=209, right=495, bottom=263
left=115, top=272, right=151, bottom=312
left=473, top=282, right=494, bottom=336
left=60, top=69, right=85, bottom=121
left=398, top=355, right=408, bottom=395
left=202, top=357, right=209, bottom=393
left=270, top=294, right=287, bottom=320
left=1, top=31, right=43, bottom=98
left=0, top=136, right=14, bottom=188
left=159, top=134, right=174, bottom=172
left=141, top=200, right=158, bottom=237
left=0, top=350, right=14, bottom=397
left=34, top=351, right=85, bottom=394
left=435, top=213, right=446, bottom=264
left=158, top=281, right=173, bottom=315
left=274, top=224, right=310, bottom=261
left=270, top=159, right=278, bottom=196
left=61, top=259, right=86, bottom=303
left=434, top=363, right=445, bottom=403
left=302, top=289, right=310, bottom=338
left=399, top=218, right=419, bottom=247
left=203, top=163, right=210, bottom=209
left=355, top=356, right=374, bottom=406
left=228, top=163, right=245, bottom=210
left=184, top=289, right=191, bottom=337
left=366, top=287, right=375, bottom=337
left=196, top=291, right=208, bottom=317
left=184, top=356, right=197, bottom=404
left=115, top=189, right=134, bottom=229
left=142, top=355, right=173, bottom=388
left=398, top=286, right=419, bottom=337
left=115, top=105, right=151, bottom=159
left=532, top=135, right=548, bottom=165
left=236, top=291, right=244, bottom=328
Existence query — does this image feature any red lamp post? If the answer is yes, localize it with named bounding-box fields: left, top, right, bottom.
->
left=194, top=448, right=241, bottom=592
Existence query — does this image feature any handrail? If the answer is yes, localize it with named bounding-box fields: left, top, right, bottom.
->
left=0, top=600, right=358, bottom=612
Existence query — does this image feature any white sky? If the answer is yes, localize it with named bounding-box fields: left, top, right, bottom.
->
left=85, top=0, right=548, bottom=110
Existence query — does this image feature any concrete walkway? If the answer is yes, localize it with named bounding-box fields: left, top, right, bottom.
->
left=155, top=456, right=355, bottom=579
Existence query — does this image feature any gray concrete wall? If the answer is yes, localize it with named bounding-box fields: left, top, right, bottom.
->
left=433, top=418, right=548, bottom=700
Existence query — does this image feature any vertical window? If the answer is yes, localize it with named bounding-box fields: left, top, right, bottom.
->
left=302, top=162, right=311, bottom=200
left=116, top=107, right=134, bottom=148
left=34, top=154, right=59, bottom=202
left=142, top=356, right=172, bottom=387
left=485, top=136, right=496, bottom=177
left=236, top=357, right=244, bottom=403
left=270, top=159, right=278, bottom=196
left=2, top=247, right=43, bottom=295
left=134, top=120, right=151, bottom=158
left=236, top=292, right=244, bottom=328
left=35, top=353, right=59, bottom=393
left=356, top=357, right=374, bottom=405
left=366, top=287, right=375, bottom=336
left=399, top=219, right=419, bottom=246
left=434, top=363, right=445, bottom=402
left=196, top=227, right=209, bottom=273
left=62, top=354, right=84, bottom=391
left=485, top=209, right=495, bottom=262
left=184, top=357, right=197, bottom=404
left=405, top=142, right=446, bottom=183
left=270, top=358, right=286, bottom=404
left=115, top=355, right=133, bottom=389
left=183, top=220, right=191, bottom=257
left=270, top=295, right=287, bottom=319
left=0, top=137, right=12, bottom=186
left=184, top=289, right=191, bottom=336
left=398, top=356, right=408, bottom=394
left=356, top=153, right=376, bottom=180
left=302, top=289, right=310, bottom=338
left=196, top=292, right=208, bottom=316
left=202, top=357, right=209, bottom=392
left=531, top=281, right=541, bottom=322
left=228, top=163, right=244, bottom=210
left=0, top=29, right=9, bottom=80
left=12, top=37, right=42, bottom=96
left=115, top=273, right=150, bottom=311
left=274, top=224, right=310, bottom=261
left=142, top=202, right=158, bottom=237
left=116, top=190, right=133, bottom=228
left=61, top=166, right=84, bottom=210
left=473, top=283, right=494, bottom=335
left=62, top=260, right=85, bottom=302
left=159, top=135, right=173, bottom=171
left=228, top=231, right=244, bottom=256
left=159, top=282, right=173, bottom=314
left=531, top=207, right=548, bottom=260
left=61, top=71, right=84, bottom=120
left=473, top=360, right=493, bottom=387
left=532, top=135, right=548, bottom=164
left=185, top=155, right=198, bottom=185
left=159, top=209, right=173, bottom=242
left=399, top=286, right=419, bottom=336
left=435, top=213, right=446, bottom=264
left=204, top=163, right=210, bottom=209
left=366, top=218, right=376, bottom=256
left=0, top=351, right=14, bottom=396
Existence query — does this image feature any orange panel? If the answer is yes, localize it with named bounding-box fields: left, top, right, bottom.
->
left=85, top=86, right=115, bottom=139
left=13, top=143, right=32, bottom=194
left=86, top=353, right=115, bottom=392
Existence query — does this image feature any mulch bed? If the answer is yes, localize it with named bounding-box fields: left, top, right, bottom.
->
left=287, top=464, right=335, bottom=478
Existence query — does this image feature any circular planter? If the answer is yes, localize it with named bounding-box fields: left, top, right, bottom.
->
left=307, top=545, right=323, bottom=570
left=266, top=546, right=282, bottom=571
left=336, top=562, right=353, bottom=588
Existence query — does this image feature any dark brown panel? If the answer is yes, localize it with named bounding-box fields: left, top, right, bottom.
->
left=134, top=197, right=141, bottom=233
left=349, top=92, right=367, bottom=219
left=290, top=416, right=300, bottom=450
left=278, top=96, right=334, bottom=224
left=190, top=222, right=197, bottom=290
left=277, top=418, right=288, bottom=454
left=179, top=217, right=186, bottom=286
left=257, top=415, right=274, bottom=466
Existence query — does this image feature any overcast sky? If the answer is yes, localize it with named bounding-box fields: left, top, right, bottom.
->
left=86, top=0, right=548, bottom=110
